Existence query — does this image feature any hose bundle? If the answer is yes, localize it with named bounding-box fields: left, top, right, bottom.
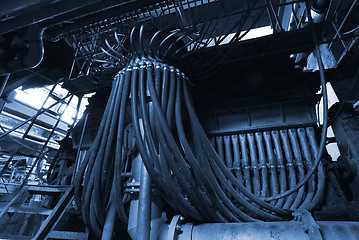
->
left=211, top=127, right=325, bottom=212
left=126, top=59, right=324, bottom=222
left=74, top=2, right=330, bottom=237
left=74, top=70, right=133, bottom=237
left=76, top=56, right=325, bottom=237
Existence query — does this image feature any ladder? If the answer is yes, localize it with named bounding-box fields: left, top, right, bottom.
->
left=0, top=185, right=87, bottom=240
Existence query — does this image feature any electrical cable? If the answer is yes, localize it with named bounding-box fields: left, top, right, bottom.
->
left=262, top=1, right=329, bottom=201
left=73, top=2, right=331, bottom=238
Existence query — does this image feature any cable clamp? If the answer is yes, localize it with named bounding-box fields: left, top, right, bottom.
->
left=259, top=164, right=267, bottom=169
left=229, top=167, right=241, bottom=171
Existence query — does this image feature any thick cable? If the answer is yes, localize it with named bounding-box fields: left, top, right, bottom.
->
left=261, top=2, right=329, bottom=201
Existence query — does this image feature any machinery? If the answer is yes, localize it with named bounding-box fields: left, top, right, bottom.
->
left=0, top=0, right=359, bottom=239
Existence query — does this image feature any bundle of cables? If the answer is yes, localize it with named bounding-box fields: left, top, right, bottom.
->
left=75, top=58, right=327, bottom=237
left=75, top=3, right=329, bottom=237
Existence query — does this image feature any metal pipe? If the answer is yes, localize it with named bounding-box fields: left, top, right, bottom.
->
left=136, top=162, right=152, bottom=240
left=102, top=203, right=117, bottom=240
left=268, top=0, right=285, bottom=31
left=186, top=221, right=359, bottom=240
left=141, top=216, right=359, bottom=240
left=329, top=0, right=357, bottom=45
left=72, top=113, right=89, bottom=185
left=0, top=74, right=10, bottom=99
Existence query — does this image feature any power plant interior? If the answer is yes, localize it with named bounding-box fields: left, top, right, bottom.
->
left=0, top=0, right=359, bottom=239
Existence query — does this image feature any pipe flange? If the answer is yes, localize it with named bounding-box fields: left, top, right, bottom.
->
left=167, top=215, right=185, bottom=240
